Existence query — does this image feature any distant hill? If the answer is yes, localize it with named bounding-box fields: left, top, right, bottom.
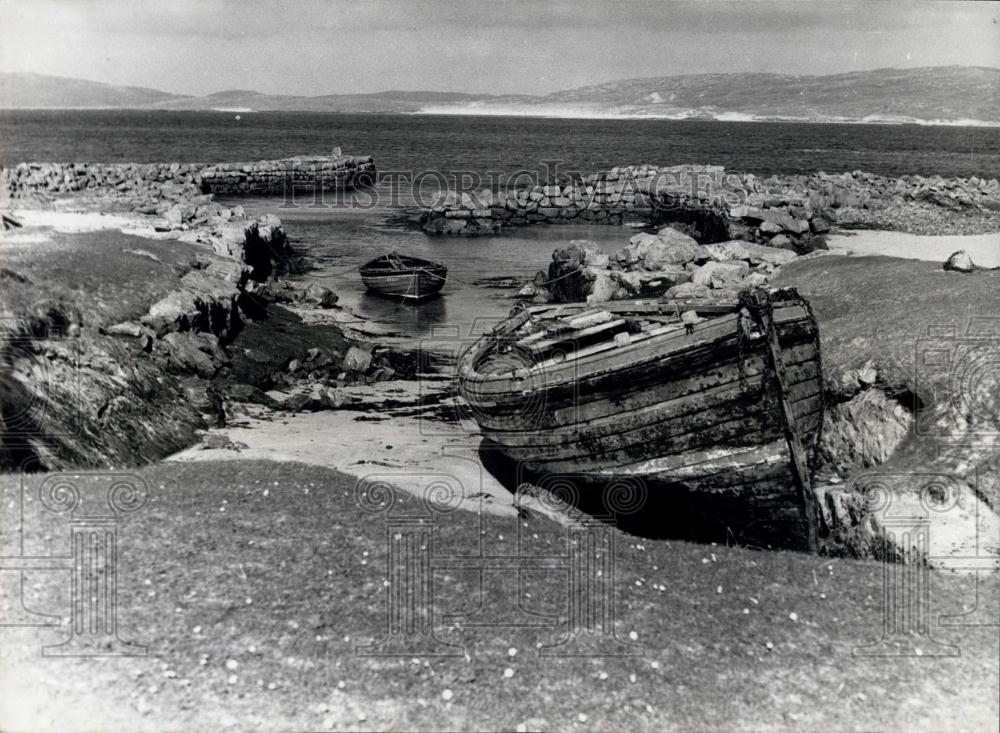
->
left=2, top=67, right=997, bottom=124
left=0, top=72, right=184, bottom=109
left=525, top=66, right=1000, bottom=124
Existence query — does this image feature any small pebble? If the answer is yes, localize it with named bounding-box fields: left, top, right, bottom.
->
left=227, top=674, right=238, bottom=685
left=225, top=659, right=239, bottom=670
left=789, top=612, right=798, bottom=622
left=578, top=713, right=588, bottom=723
left=442, top=688, right=454, bottom=701
left=628, top=631, right=638, bottom=641
left=508, top=647, right=518, bottom=657
left=503, top=667, right=514, bottom=678
left=598, top=671, right=608, bottom=680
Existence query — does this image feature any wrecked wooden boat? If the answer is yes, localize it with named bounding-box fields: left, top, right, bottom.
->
left=457, top=288, right=823, bottom=548
left=360, top=253, right=447, bottom=301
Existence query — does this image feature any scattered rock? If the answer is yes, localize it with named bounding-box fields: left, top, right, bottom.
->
left=105, top=321, right=147, bottom=338
left=343, top=345, right=373, bottom=373
left=301, top=283, right=339, bottom=308
left=690, top=260, right=749, bottom=288
left=943, top=250, right=975, bottom=272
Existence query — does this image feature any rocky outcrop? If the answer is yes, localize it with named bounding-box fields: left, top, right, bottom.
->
left=518, top=226, right=799, bottom=304
left=422, top=164, right=1000, bottom=240
left=0, top=207, right=298, bottom=470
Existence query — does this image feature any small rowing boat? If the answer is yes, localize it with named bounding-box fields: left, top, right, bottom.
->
left=360, top=253, right=447, bottom=301
left=457, top=288, right=824, bottom=549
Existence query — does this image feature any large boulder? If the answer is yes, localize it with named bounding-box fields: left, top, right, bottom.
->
left=665, top=282, right=712, bottom=298
left=703, top=240, right=798, bottom=266
left=690, top=260, right=749, bottom=288
left=624, top=226, right=704, bottom=269
left=343, top=344, right=373, bottom=373
left=156, top=332, right=225, bottom=378
left=586, top=270, right=618, bottom=304
left=943, top=250, right=975, bottom=273
left=301, top=283, right=339, bottom=308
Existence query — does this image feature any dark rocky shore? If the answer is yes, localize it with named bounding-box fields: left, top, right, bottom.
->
left=0, top=153, right=391, bottom=470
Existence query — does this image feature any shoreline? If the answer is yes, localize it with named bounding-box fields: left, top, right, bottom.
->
left=825, top=229, right=1000, bottom=267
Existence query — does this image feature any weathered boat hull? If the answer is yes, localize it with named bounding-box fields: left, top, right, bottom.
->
left=457, top=293, right=823, bottom=504
left=360, top=255, right=447, bottom=301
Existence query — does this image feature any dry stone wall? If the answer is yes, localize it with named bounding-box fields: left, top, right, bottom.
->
left=423, top=164, right=1000, bottom=244
left=0, top=152, right=376, bottom=203
left=198, top=154, right=376, bottom=195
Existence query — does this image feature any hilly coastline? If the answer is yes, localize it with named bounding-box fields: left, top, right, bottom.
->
left=2, top=66, right=998, bottom=125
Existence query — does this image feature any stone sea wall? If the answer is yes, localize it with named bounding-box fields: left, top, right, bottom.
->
left=198, top=154, right=376, bottom=195
left=423, top=164, right=1000, bottom=242
left=423, top=164, right=722, bottom=235
left=0, top=152, right=376, bottom=203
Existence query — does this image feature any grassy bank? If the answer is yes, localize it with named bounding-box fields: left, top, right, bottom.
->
left=1, top=459, right=996, bottom=732
left=776, top=254, right=1000, bottom=510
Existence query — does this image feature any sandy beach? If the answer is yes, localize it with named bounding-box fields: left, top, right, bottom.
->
left=826, top=229, right=1000, bottom=267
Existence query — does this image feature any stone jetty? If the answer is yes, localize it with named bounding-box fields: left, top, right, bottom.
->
left=0, top=151, right=376, bottom=203
left=199, top=154, right=376, bottom=195
left=423, top=164, right=1000, bottom=241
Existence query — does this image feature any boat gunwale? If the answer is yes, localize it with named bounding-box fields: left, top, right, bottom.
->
left=359, top=254, right=446, bottom=275
left=458, top=301, right=815, bottom=392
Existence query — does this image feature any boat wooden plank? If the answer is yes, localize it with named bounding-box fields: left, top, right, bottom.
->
left=516, top=410, right=822, bottom=476
left=485, top=399, right=823, bottom=468
left=753, top=293, right=819, bottom=551
left=470, top=354, right=820, bottom=428
left=529, top=322, right=678, bottom=367
left=466, top=316, right=816, bottom=395
left=464, top=352, right=820, bottom=432
left=463, top=341, right=819, bottom=416
left=523, top=298, right=807, bottom=320
left=469, top=367, right=821, bottom=438
left=467, top=342, right=818, bottom=408
left=480, top=367, right=822, bottom=446
left=525, top=318, right=627, bottom=355
left=497, top=401, right=823, bottom=468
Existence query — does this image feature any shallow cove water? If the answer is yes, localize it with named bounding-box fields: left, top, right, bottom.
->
left=233, top=194, right=635, bottom=345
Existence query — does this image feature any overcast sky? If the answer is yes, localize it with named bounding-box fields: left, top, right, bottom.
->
left=2, top=0, right=998, bottom=96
